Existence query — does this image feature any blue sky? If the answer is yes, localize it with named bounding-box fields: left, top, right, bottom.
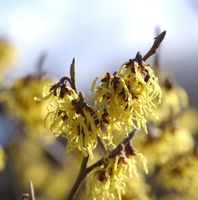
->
left=0, top=0, right=198, bottom=99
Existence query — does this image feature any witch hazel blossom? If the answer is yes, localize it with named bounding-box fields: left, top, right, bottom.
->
left=36, top=52, right=162, bottom=158
left=0, top=76, right=51, bottom=136
left=38, top=80, right=102, bottom=158
left=91, top=72, right=134, bottom=142
left=86, top=144, right=148, bottom=200
left=91, top=58, right=162, bottom=137
left=120, top=60, right=162, bottom=130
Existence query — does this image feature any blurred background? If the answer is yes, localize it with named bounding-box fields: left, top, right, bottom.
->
left=0, top=0, right=198, bottom=199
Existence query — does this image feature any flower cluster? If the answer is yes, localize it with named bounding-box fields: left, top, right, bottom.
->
left=0, top=75, right=51, bottom=136
left=86, top=144, right=148, bottom=200
left=149, top=76, right=188, bottom=125
left=91, top=58, right=162, bottom=137
left=91, top=72, right=134, bottom=143
left=39, top=78, right=102, bottom=158
left=39, top=56, right=161, bottom=157
left=138, top=124, right=194, bottom=171
left=158, top=150, right=198, bottom=200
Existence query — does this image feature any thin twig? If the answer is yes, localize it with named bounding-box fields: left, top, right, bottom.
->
left=20, top=181, right=36, bottom=200
left=86, top=129, right=137, bottom=174
left=29, top=181, right=36, bottom=200
left=66, top=156, right=89, bottom=200
left=20, top=193, right=30, bottom=200
left=36, top=53, right=47, bottom=79
left=70, top=58, right=77, bottom=93
left=153, top=27, right=162, bottom=76
left=143, top=30, right=166, bottom=62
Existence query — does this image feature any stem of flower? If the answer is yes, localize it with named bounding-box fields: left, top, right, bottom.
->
left=86, top=129, right=137, bottom=174
left=66, top=156, right=89, bottom=200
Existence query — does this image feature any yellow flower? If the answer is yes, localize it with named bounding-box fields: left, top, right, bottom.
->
left=136, top=124, right=194, bottom=171
left=91, top=60, right=161, bottom=140
left=0, top=76, right=51, bottom=136
left=39, top=79, right=102, bottom=158
left=91, top=73, right=134, bottom=144
left=150, top=78, right=188, bottom=125
left=87, top=145, right=148, bottom=200
left=40, top=57, right=162, bottom=156
left=119, top=60, right=162, bottom=131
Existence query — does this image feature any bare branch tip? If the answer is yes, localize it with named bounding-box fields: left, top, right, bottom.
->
left=70, top=58, right=75, bottom=71
left=28, top=181, right=35, bottom=200
left=71, top=58, right=75, bottom=67
left=143, top=30, right=166, bottom=61
left=155, top=30, right=166, bottom=42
